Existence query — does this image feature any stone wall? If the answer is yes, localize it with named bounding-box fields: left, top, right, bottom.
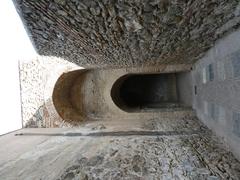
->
left=20, top=57, right=190, bottom=128
left=19, top=56, right=80, bottom=127
left=13, top=0, right=240, bottom=68
left=192, top=28, right=240, bottom=160
left=176, top=72, right=193, bottom=107
left=52, top=66, right=192, bottom=124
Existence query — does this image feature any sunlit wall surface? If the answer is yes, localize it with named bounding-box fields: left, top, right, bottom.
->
left=0, top=0, right=36, bottom=135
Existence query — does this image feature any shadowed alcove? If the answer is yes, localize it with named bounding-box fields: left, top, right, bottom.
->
left=111, top=73, right=178, bottom=112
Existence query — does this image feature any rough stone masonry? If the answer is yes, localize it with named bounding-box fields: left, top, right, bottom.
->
left=14, top=0, right=240, bottom=68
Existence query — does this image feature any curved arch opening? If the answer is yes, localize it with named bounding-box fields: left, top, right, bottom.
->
left=52, top=69, right=89, bottom=123
left=111, top=73, right=178, bottom=112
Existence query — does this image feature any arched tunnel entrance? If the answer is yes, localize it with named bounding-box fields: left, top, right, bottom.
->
left=111, top=73, right=178, bottom=112
left=52, top=69, right=89, bottom=123
left=52, top=70, right=186, bottom=123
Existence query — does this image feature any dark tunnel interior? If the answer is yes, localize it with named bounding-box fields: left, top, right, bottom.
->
left=112, top=73, right=178, bottom=111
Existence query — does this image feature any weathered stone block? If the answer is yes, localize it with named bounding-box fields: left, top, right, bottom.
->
left=232, top=51, right=240, bottom=78
left=233, top=112, right=240, bottom=137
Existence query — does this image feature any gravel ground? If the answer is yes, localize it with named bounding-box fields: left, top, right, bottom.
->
left=0, top=113, right=240, bottom=180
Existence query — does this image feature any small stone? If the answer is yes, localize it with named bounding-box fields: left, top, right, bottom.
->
left=91, top=124, right=106, bottom=130
left=63, top=172, right=75, bottom=180
left=90, top=7, right=101, bottom=16
left=124, top=20, right=143, bottom=32
left=76, top=171, right=88, bottom=180
left=54, top=0, right=66, bottom=6
left=148, top=167, right=157, bottom=173
left=77, top=157, right=88, bottom=166
left=57, top=10, right=68, bottom=16
left=87, top=155, right=104, bottom=166
left=110, top=149, right=118, bottom=157
left=197, top=168, right=210, bottom=175
left=207, top=176, right=219, bottom=180
left=133, top=165, right=141, bottom=172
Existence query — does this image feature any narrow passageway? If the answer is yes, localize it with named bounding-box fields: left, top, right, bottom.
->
left=111, top=73, right=180, bottom=112
left=116, top=74, right=177, bottom=109
left=1, top=0, right=240, bottom=179
left=1, top=109, right=240, bottom=179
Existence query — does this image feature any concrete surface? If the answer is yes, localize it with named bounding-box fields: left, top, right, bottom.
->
left=192, top=28, right=240, bottom=161
left=176, top=72, right=193, bottom=107
left=0, top=111, right=240, bottom=180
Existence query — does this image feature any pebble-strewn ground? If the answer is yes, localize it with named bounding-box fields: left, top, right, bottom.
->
left=0, top=112, right=240, bottom=179
left=58, top=117, right=240, bottom=180
left=59, top=136, right=240, bottom=180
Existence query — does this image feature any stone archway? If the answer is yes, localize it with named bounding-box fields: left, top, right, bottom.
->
left=111, top=73, right=178, bottom=112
